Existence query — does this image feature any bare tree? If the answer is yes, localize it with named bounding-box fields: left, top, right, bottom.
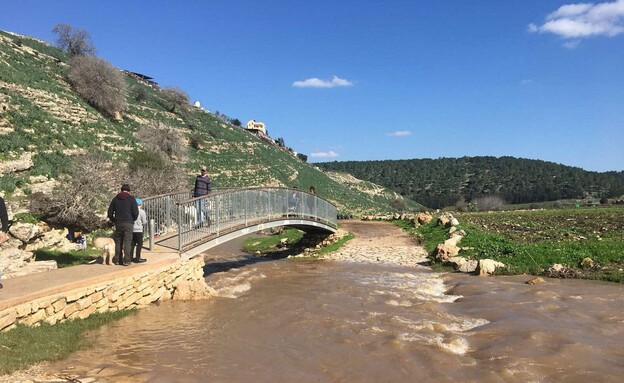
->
left=161, top=86, right=190, bottom=113
left=52, top=23, right=96, bottom=56
left=135, top=121, right=188, bottom=161
left=68, top=55, right=127, bottom=118
left=31, top=152, right=122, bottom=231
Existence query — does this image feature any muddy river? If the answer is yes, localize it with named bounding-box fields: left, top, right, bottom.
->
left=45, top=223, right=623, bottom=382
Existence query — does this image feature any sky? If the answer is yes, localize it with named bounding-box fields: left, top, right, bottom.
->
left=1, top=0, right=623, bottom=172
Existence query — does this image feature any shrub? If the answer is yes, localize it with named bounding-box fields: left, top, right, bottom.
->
left=134, top=86, right=149, bottom=102
left=52, top=23, right=96, bottom=57
left=189, top=132, right=205, bottom=150
left=473, top=195, right=506, bottom=211
left=67, top=55, right=127, bottom=118
left=135, top=121, right=187, bottom=161
left=160, top=86, right=190, bottom=113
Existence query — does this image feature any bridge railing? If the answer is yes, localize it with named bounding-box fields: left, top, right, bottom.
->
left=175, top=188, right=337, bottom=251
left=142, top=190, right=193, bottom=245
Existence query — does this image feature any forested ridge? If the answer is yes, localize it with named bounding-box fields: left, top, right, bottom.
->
left=317, top=157, right=624, bottom=209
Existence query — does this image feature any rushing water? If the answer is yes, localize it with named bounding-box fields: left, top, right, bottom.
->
left=49, top=240, right=624, bottom=382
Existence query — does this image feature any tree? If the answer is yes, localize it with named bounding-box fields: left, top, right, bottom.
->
left=30, top=152, right=121, bottom=231
left=68, top=55, right=127, bottom=118
left=275, top=137, right=285, bottom=147
left=231, top=118, right=242, bottom=127
left=52, top=23, right=96, bottom=56
left=296, top=153, right=308, bottom=162
left=161, top=86, right=190, bottom=114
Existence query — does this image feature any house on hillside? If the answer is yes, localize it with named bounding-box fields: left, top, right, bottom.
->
left=122, top=70, right=158, bottom=88
left=245, top=119, right=267, bottom=135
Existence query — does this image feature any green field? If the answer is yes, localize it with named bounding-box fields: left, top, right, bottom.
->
left=413, top=207, right=624, bottom=282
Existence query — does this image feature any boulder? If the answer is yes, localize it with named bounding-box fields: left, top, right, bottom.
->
left=526, top=277, right=545, bottom=285
left=0, top=152, right=33, bottom=175
left=450, top=217, right=460, bottom=226
left=8, top=222, right=41, bottom=243
left=579, top=257, right=594, bottom=270
left=446, top=256, right=479, bottom=273
left=172, top=280, right=216, bottom=301
left=547, top=263, right=576, bottom=278
left=416, top=212, right=432, bottom=224
left=434, top=243, right=460, bottom=261
left=478, top=259, right=505, bottom=276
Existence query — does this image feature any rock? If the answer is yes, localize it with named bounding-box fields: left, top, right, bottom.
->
left=433, top=243, right=460, bottom=261
left=547, top=263, right=576, bottom=278
left=449, top=226, right=457, bottom=234
left=450, top=218, right=460, bottom=226
left=2, top=260, right=57, bottom=278
left=172, top=280, right=216, bottom=300
left=526, top=277, right=545, bottom=285
left=416, top=212, right=432, bottom=224
left=478, top=259, right=505, bottom=276
left=579, top=257, right=594, bottom=270
left=0, top=152, right=33, bottom=175
left=458, top=259, right=478, bottom=273
left=436, top=213, right=456, bottom=227
left=444, top=235, right=463, bottom=247
left=280, top=238, right=289, bottom=245
left=9, top=222, right=41, bottom=243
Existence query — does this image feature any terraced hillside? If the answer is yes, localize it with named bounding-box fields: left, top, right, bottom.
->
left=0, top=30, right=422, bottom=216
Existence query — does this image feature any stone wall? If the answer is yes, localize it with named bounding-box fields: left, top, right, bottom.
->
left=0, top=257, right=206, bottom=332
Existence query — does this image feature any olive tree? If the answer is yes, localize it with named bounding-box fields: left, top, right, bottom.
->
left=52, top=23, right=96, bottom=56
left=68, top=55, right=127, bottom=118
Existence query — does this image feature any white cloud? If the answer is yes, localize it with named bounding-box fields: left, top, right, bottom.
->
left=293, top=75, right=353, bottom=88
left=528, top=0, right=624, bottom=46
left=520, top=79, right=534, bottom=85
left=386, top=130, right=412, bottom=137
left=310, top=150, right=339, bottom=158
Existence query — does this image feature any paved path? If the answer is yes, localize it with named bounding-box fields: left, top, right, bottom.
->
left=0, top=247, right=179, bottom=312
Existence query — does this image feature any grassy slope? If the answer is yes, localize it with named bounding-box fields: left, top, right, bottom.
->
left=0, top=30, right=421, bottom=216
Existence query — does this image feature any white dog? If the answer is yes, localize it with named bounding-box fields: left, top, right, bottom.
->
left=92, top=237, right=115, bottom=265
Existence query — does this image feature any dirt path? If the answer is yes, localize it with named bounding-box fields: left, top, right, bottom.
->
left=322, top=220, right=429, bottom=268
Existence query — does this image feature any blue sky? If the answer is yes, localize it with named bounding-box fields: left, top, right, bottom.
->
left=1, top=0, right=623, bottom=171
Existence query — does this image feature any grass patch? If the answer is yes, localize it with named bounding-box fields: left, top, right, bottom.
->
left=12, top=213, right=38, bottom=224
left=414, top=208, right=624, bottom=283
left=243, top=229, right=304, bottom=254
left=34, top=248, right=102, bottom=267
left=0, top=310, right=134, bottom=375
left=315, top=232, right=354, bottom=256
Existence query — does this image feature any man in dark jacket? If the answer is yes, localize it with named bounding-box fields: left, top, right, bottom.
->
left=0, top=196, right=9, bottom=288
left=107, top=184, right=139, bottom=266
left=193, top=167, right=212, bottom=226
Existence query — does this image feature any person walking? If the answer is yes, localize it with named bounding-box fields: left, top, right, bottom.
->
left=131, top=198, right=147, bottom=263
left=107, top=184, right=139, bottom=266
left=0, top=196, right=9, bottom=288
left=193, top=166, right=212, bottom=226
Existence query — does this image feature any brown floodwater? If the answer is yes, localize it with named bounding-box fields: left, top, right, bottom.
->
left=49, top=240, right=624, bottom=383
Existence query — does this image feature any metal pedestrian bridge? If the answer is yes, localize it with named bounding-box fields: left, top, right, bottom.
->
left=142, top=188, right=338, bottom=257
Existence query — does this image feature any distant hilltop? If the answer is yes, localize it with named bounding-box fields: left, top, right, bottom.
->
left=317, top=156, right=624, bottom=209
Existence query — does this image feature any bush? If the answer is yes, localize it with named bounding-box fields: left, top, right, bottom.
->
left=125, top=151, right=190, bottom=198
left=52, top=23, right=96, bottom=56
left=160, top=86, right=189, bottom=113
left=68, top=55, right=127, bottom=118
left=135, top=121, right=187, bottom=161
left=134, top=86, right=149, bottom=102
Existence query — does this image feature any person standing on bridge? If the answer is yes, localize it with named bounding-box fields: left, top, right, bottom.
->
left=131, top=198, right=148, bottom=263
left=107, top=184, right=139, bottom=266
left=193, top=166, right=212, bottom=226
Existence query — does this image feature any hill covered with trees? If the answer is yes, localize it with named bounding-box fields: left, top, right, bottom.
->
left=317, top=157, right=624, bottom=209
left=0, top=27, right=422, bottom=230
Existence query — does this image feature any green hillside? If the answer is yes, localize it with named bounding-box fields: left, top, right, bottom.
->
left=318, top=156, right=624, bottom=209
left=0, top=29, right=422, bottom=219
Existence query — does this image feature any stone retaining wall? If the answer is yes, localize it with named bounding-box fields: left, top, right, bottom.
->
left=0, top=257, right=206, bottom=332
